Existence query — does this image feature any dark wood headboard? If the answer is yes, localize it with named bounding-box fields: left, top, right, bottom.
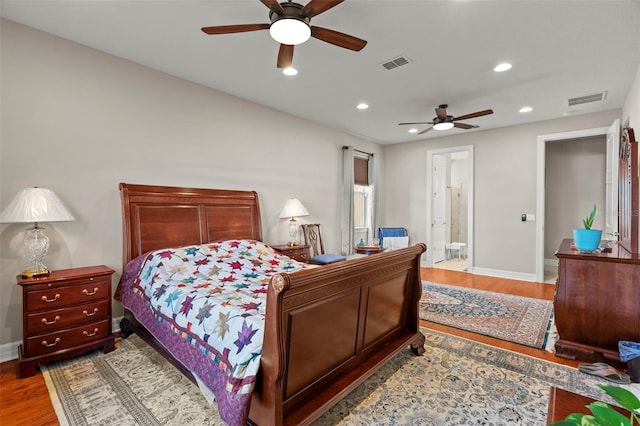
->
left=119, top=183, right=263, bottom=266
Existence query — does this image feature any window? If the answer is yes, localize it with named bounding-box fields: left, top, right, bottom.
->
left=354, top=185, right=371, bottom=228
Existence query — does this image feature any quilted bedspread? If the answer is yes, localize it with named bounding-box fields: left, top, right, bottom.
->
left=117, top=239, right=307, bottom=425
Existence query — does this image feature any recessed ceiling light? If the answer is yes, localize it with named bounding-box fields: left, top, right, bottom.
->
left=408, top=128, right=418, bottom=134
left=282, top=67, right=298, bottom=76
left=519, top=106, right=533, bottom=113
left=494, top=62, right=512, bottom=72
left=356, top=102, right=369, bottom=110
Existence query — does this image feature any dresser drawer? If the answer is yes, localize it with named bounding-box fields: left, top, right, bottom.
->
left=25, top=319, right=110, bottom=357
left=26, top=278, right=110, bottom=311
left=26, top=300, right=110, bottom=335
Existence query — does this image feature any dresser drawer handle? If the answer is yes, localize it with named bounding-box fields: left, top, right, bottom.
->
left=41, top=316, right=61, bottom=325
left=83, top=328, right=99, bottom=337
left=83, top=308, right=99, bottom=317
left=82, top=287, right=99, bottom=296
left=41, top=338, right=61, bottom=347
left=41, top=294, right=60, bottom=303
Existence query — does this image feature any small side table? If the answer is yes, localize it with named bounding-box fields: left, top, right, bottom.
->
left=272, top=244, right=311, bottom=263
left=355, top=246, right=384, bottom=255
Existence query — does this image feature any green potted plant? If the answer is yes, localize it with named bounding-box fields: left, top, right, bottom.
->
left=573, top=204, right=602, bottom=251
left=551, top=384, right=640, bottom=425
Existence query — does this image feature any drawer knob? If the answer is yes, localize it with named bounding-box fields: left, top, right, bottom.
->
left=41, top=294, right=61, bottom=303
left=41, top=316, right=61, bottom=325
left=82, top=287, right=99, bottom=296
left=41, top=338, right=61, bottom=347
left=83, top=328, right=99, bottom=337
left=83, top=308, right=99, bottom=317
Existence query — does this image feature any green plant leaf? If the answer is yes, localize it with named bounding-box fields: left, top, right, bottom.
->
left=583, top=204, right=597, bottom=229
left=599, top=385, right=640, bottom=412
left=587, top=401, right=631, bottom=426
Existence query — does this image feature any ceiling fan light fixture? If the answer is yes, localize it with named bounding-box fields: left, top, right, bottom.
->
left=433, top=122, right=454, bottom=131
left=270, top=18, right=311, bottom=45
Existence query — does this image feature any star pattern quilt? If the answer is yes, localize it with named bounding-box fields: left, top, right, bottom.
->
left=117, top=239, right=307, bottom=425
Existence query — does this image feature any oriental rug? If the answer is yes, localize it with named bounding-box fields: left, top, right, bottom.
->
left=41, top=329, right=633, bottom=426
left=420, top=281, right=556, bottom=350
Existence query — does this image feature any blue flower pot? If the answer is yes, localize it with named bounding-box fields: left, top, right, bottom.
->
left=573, top=228, right=602, bottom=251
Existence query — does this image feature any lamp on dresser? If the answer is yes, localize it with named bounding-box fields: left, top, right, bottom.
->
left=279, top=198, right=309, bottom=246
left=0, top=187, right=75, bottom=278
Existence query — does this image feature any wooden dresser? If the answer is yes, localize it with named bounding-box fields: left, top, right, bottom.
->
left=18, top=265, right=115, bottom=378
left=554, top=239, right=640, bottom=361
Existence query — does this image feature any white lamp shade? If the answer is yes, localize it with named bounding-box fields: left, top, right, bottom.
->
left=270, top=18, right=311, bottom=45
left=279, top=198, right=309, bottom=219
left=0, top=187, right=75, bottom=223
left=433, top=122, right=454, bottom=131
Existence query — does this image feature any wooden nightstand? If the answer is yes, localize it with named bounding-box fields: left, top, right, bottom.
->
left=17, top=265, right=115, bottom=378
left=272, top=244, right=311, bottom=263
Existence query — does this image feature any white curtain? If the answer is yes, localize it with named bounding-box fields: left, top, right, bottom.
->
left=368, top=152, right=378, bottom=243
left=342, top=146, right=377, bottom=255
left=342, top=146, right=355, bottom=255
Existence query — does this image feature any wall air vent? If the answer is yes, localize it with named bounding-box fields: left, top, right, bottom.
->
left=381, top=55, right=411, bottom=70
left=568, top=91, right=607, bottom=106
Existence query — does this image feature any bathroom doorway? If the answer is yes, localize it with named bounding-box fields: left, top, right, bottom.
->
left=426, top=146, right=474, bottom=271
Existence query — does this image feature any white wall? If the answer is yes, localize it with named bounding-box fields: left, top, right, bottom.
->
left=383, top=109, right=621, bottom=276
left=0, top=20, right=382, bottom=347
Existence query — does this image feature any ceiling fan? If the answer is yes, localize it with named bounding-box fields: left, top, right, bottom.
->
left=201, top=0, right=367, bottom=69
left=398, top=104, right=494, bottom=135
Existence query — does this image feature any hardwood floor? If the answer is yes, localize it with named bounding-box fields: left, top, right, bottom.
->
left=0, top=268, right=578, bottom=425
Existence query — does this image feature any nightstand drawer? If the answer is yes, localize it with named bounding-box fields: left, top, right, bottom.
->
left=25, top=319, right=110, bottom=357
left=26, top=300, right=110, bottom=334
left=26, top=278, right=110, bottom=311
left=286, top=248, right=309, bottom=262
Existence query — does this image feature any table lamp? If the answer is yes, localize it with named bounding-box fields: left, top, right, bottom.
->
left=279, top=198, right=309, bottom=246
left=1, top=187, right=75, bottom=278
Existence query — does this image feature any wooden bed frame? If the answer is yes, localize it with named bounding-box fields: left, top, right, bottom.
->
left=118, top=183, right=427, bottom=426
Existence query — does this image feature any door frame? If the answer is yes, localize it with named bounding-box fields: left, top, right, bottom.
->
left=426, top=145, right=474, bottom=269
left=535, top=122, right=618, bottom=282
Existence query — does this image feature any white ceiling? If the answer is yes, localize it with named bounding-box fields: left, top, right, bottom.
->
left=2, top=0, right=639, bottom=145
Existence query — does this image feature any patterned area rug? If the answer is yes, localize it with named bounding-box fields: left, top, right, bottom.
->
left=41, top=329, right=632, bottom=426
left=420, top=281, right=556, bottom=349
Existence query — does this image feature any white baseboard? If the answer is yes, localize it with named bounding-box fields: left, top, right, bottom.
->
left=0, top=316, right=124, bottom=363
left=0, top=341, right=21, bottom=363
left=470, top=267, right=537, bottom=282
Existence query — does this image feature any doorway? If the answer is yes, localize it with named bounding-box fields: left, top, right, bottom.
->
left=535, top=120, right=620, bottom=282
left=426, top=145, right=474, bottom=271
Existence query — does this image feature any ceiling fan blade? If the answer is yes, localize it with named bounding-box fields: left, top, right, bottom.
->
left=260, top=0, right=285, bottom=15
left=418, top=127, right=434, bottom=135
left=310, top=26, right=367, bottom=51
left=201, top=23, right=270, bottom=35
left=398, top=122, right=433, bottom=126
left=277, top=44, right=294, bottom=68
left=301, top=0, right=344, bottom=18
left=454, top=122, right=476, bottom=130
left=435, top=107, right=447, bottom=121
left=453, top=109, right=494, bottom=121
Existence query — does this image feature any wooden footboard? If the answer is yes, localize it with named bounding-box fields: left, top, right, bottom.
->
left=250, top=243, right=426, bottom=426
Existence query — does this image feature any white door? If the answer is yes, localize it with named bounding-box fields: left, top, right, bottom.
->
left=432, top=156, right=447, bottom=262
left=605, top=119, right=620, bottom=241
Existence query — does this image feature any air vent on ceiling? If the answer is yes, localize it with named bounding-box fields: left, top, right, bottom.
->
left=568, top=91, right=607, bottom=106
left=381, top=55, right=411, bottom=70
